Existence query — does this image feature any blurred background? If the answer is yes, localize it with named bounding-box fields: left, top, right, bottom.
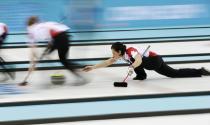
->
left=0, top=0, right=209, bottom=44
left=0, top=0, right=210, bottom=32
left=1, top=0, right=210, bottom=125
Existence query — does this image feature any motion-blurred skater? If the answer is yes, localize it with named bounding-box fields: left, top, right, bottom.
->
left=0, top=23, right=15, bottom=80
left=19, top=16, right=86, bottom=86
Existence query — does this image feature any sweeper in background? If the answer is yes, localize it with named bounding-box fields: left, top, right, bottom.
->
left=19, top=16, right=86, bottom=86
left=0, top=23, right=15, bottom=80
left=83, top=42, right=210, bottom=83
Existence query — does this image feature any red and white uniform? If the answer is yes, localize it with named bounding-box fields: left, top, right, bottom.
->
left=0, top=23, right=8, bottom=36
left=27, top=22, right=70, bottom=43
left=122, top=47, right=157, bottom=63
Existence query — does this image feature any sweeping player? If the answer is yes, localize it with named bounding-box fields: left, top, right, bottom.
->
left=19, top=16, right=86, bottom=86
left=83, top=42, right=210, bottom=80
left=0, top=23, right=8, bottom=47
left=0, top=23, right=15, bottom=80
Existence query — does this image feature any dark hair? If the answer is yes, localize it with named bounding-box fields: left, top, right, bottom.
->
left=111, top=42, right=126, bottom=55
left=27, top=16, right=39, bottom=26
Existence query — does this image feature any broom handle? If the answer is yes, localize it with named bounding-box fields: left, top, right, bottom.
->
left=142, top=45, right=151, bottom=58
left=123, top=73, right=130, bottom=82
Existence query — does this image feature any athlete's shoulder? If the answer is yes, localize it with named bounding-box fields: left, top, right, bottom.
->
left=126, top=47, right=138, bottom=53
left=44, top=21, right=58, bottom=25
left=126, top=47, right=139, bottom=57
left=0, top=23, right=6, bottom=26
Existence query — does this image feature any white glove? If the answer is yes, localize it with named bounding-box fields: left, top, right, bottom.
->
left=127, top=67, right=134, bottom=76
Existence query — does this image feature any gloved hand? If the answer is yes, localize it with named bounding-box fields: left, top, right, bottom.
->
left=127, top=66, right=134, bottom=76
left=40, top=50, right=49, bottom=60
left=40, top=43, right=53, bottom=60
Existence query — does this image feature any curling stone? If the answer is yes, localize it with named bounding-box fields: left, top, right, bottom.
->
left=51, top=74, right=66, bottom=85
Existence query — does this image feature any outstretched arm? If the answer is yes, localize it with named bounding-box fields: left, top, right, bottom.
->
left=83, top=57, right=117, bottom=72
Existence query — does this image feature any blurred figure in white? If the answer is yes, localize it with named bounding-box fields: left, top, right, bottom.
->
left=0, top=23, right=15, bottom=81
left=19, top=16, right=86, bottom=86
